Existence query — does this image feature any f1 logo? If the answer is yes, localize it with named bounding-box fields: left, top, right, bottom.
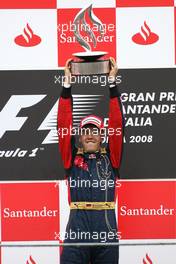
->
left=0, top=95, right=46, bottom=138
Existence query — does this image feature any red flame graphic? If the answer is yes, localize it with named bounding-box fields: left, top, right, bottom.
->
left=132, top=21, right=159, bottom=45
left=143, top=253, right=153, bottom=264
left=14, top=23, right=41, bottom=47
left=26, top=255, right=36, bottom=264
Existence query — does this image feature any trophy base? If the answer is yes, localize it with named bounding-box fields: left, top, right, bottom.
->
left=71, top=60, right=110, bottom=75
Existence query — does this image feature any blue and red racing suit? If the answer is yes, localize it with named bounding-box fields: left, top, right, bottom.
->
left=57, top=83, right=124, bottom=264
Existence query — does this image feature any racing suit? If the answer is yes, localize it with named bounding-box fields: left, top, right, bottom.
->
left=57, top=83, right=124, bottom=264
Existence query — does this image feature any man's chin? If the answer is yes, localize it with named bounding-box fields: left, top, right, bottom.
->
left=85, top=149, right=96, bottom=153
left=83, top=143, right=100, bottom=153
left=83, top=146, right=99, bottom=153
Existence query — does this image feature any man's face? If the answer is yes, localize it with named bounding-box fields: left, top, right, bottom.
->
left=79, top=124, right=102, bottom=153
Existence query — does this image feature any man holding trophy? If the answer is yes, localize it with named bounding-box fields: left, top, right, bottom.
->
left=57, top=57, right=124, bottom=264
left=57, top=4, right=124, bottom=264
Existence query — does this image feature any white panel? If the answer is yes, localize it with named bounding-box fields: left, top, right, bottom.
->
left=2, top=245, right=60, bottom=264
left=119, top=240, right=176, bottom=263
left=116, top=7, right=175, bottom=68
left=0, top=10, right=58, bottom=70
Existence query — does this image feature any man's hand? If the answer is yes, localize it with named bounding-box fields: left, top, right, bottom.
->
left=109, top=57, right=118, bottom=83
left=64, top=58, right=72, bottom=87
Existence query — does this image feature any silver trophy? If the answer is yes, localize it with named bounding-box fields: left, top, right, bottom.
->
left=71, top=4, right=110, bottom=75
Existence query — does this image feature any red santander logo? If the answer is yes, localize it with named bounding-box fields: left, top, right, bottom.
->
left=132, top=21, right=159, bottom=45
left=143, top=253, right=153, bottom=264
left=26, top=255, right=37, bottom=264
left=14, top=23, right=41, bottom=47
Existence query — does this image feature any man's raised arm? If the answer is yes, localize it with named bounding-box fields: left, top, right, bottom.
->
left=108, top=58, right=125, bottom=173
left=57, top=59, right=75, bottom=171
